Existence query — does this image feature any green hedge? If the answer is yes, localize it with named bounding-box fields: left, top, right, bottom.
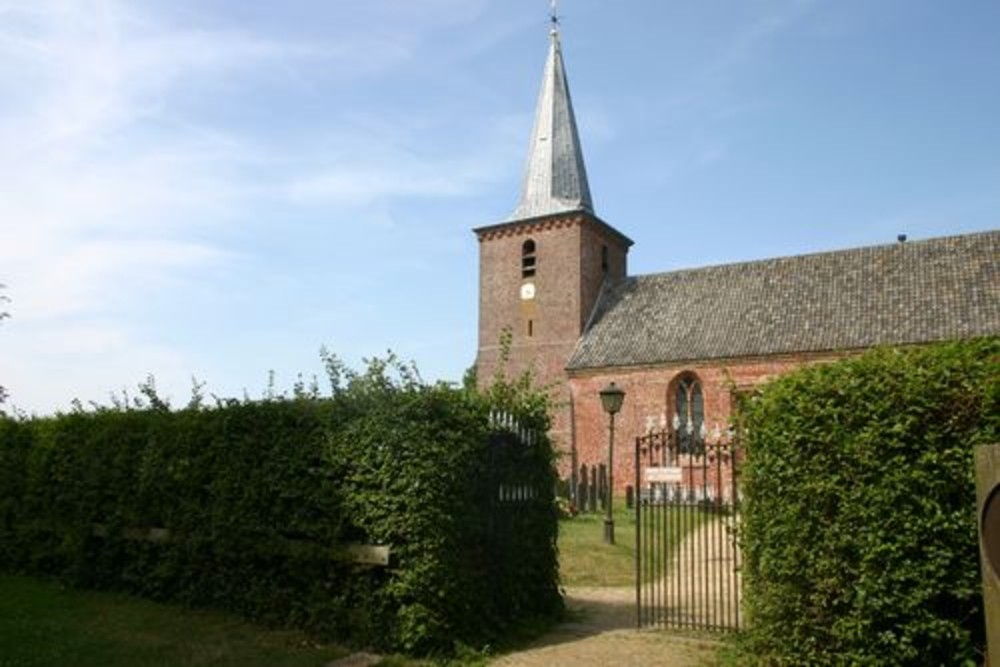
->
left=737, top=339, right=999, bottom=665
left=0, top=365, right=561, bottom=655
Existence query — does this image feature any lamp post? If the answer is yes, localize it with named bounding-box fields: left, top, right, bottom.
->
left=599, top=381, right=626, bottom=545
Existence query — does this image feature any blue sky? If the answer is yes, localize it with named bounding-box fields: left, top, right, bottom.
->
left=1, top=0, right=998, bottom=414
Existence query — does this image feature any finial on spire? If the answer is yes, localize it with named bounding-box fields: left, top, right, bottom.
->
left=549, top=0, right=560, bottom=35
left=510, top=0, right=594, bottom=221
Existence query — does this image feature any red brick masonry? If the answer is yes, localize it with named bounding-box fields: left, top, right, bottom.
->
left=567, top=351, right=851, bottom=492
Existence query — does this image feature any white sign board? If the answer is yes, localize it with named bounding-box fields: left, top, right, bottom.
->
left=645, top=466, right=683, bottom=484
left=338, top=544, right=391, bottom=567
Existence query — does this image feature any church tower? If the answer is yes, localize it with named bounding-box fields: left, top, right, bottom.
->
left=474, top=19, right=632, bottom=459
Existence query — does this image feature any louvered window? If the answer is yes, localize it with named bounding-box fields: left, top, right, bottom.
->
left=522, top=239, right=536, bottom=278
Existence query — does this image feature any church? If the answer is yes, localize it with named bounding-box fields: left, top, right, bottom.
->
left=474, top=24, right=1000, bottom=492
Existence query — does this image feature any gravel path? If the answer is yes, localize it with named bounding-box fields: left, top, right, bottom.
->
left=332, top=520, right=730, bottom=666
left=489, top=519, right=732, bottom=666
left=488, top=584, right=719, bottom=666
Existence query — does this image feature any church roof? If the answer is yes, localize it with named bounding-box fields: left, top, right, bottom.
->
left=567, top=230, right=1000, bottom=371
left=510, top=29, right=593, bottom=221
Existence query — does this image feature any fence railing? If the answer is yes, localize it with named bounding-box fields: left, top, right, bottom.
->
left=635, top=429, right=743, bottom=633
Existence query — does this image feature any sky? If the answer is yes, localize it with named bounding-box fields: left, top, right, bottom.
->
left=1, top=0, right=998, bottom=415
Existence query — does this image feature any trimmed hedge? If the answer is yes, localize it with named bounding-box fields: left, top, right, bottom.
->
left=737, top=339, right=999, bottom=665
left=0, top=364, right=561, bottom=655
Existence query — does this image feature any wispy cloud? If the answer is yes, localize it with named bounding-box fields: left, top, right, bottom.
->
left=706, top=0, right=819, bottom=77
left=284, top=143, right=505, bottom=208
left=0, top=0, right=505, bottom=412
left=629, top=0, right=819, bottom=177
left=0, top=1, right=291, bottom=410
left=0, top=1, right=301, bottom=319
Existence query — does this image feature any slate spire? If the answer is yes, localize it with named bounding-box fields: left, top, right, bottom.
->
left=510, top=24, right=594, bottom=220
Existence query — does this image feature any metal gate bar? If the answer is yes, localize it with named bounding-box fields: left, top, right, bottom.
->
left=635, top=430, right=742, bottom=632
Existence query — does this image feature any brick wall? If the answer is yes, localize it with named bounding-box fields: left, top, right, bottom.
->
left=474, top=210, right=861, bottom=488
left=475, top=211, right=629, bottom=466
left=567, top=350, right=855, bottom=492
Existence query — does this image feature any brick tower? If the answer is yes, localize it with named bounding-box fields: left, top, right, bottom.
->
left=474, top=23, right=632, bottom=476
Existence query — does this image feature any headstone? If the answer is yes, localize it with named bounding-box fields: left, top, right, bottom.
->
left=598, top=464, right=607, bottom=511
left=589, top=466, right=598, bottom=513
left=625, top=485, right=634, bottom=509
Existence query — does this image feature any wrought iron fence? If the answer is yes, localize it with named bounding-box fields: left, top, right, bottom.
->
left=635, top=429, right=743, bottom=632
left=484, top=410, right=557, bottom=617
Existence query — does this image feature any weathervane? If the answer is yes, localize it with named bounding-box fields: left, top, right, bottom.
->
left=550, top=0, right=560, bottom=34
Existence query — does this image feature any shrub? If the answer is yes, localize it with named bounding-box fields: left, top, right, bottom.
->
left=326, top=382, right=561, bottom=653
left=736, top=338, right=999, bottom=665
left=0, top=356, right=561, bottom=655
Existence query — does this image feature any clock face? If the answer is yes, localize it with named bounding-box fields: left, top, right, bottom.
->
left=520, top=282, right=536, bottom=300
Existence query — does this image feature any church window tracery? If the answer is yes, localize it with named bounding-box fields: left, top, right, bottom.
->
left=672, top=374, right=705, bottom=455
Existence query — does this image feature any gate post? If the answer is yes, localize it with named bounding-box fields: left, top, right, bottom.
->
left=635, top=432, right=641, bottom=629
left=976, top=445, right=1000, bottom=667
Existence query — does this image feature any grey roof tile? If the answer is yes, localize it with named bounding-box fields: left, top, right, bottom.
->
left=567, top=230, right=1000, bottom=370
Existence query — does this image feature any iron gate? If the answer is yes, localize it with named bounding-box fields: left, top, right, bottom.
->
left=635, top=430, right=743, bottom=632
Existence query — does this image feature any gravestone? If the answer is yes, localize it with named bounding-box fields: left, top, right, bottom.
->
left=589, top=466, right=598, bottom=513
left=598, top=464, right=607, bottom=511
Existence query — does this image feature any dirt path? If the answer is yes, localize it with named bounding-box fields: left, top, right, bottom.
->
left=489, top=518, right=731, bottom=666
left=488, top=585, right=719, bottom=666
left=648, top=514, right=741, bottom=628
left=330, top=519, right=732, bottom=666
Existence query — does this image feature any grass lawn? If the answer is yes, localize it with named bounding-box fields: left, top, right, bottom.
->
left=0, top=504, right=711, bottom=665
left=557, top=500, right=710, bottom=587
left=0, top=574, right=399, bottom=667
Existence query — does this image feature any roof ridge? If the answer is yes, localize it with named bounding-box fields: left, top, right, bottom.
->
left=567, top=228, right=999, bottom=371
left=631, top=229, right=1000, bottom=281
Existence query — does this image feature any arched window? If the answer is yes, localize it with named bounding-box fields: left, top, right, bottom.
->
left=522, top=239, right=536, bottom=278
left=673, top=375, right=705, bottom=455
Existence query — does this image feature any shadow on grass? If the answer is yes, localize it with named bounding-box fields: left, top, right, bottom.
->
left=0, top=574, right=354, bottom=667
left=488, top=585, right=725, bottom=666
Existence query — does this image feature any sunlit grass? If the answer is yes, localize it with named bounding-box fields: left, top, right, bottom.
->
left=557, top=500, right=710, bottom=587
